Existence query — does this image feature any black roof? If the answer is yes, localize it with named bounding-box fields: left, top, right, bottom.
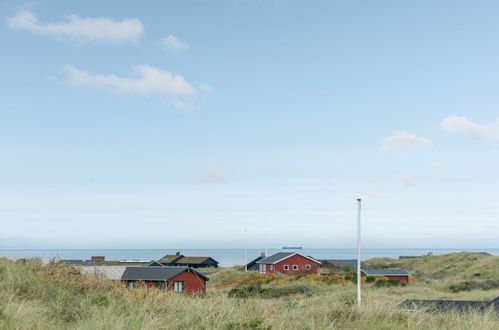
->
left=398, top=297, right=499, bottom=313
left=121, top=266, right=209, bottom=281
left=256, top=252, right=320, bottom=265
left=246, top=256, right=265, bottom=268
left=362, top=268, right=410, bottom=276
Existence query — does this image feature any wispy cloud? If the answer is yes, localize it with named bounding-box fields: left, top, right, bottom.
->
left=380, top=131, right=431, bottom=150
left=6, top=10, right=143, bottom=43
left=397, top=174, right=415, bottom=187
left=200, top=166, right=228, bottom=184
left=60, top=65, right=198, bottom=109
left=158, top=34, right=188, bottom=53
left=441, top=116, right=499, bottom=141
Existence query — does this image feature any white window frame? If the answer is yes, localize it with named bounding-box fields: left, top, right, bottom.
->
left=292, top=265, right=299, bottom=271
left=283, top=265, right=289, bottom=271
left=174, top=281, right=184, bottom=293
left=305, top=264, right=311, bottom=270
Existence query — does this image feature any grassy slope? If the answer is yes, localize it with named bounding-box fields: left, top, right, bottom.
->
left=0, top=254, right=497, bottom=329
left=364, top=252, right=499, bottom=281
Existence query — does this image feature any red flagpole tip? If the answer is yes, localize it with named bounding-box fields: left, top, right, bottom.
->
left=356, top=198, right=362, bottom=201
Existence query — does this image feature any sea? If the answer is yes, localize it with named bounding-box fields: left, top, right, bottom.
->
left=0, top=248, right=497, bottom=267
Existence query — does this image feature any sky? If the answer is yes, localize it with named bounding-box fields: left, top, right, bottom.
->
left=1, top=0, right=498, bottom=249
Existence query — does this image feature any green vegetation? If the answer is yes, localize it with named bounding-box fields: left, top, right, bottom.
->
left=365, top=252, right=499, bottom=281
left=0, top=253, right=497, bottom=329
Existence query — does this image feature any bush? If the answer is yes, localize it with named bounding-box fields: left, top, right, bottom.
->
left=228, top=282, right=311, bottom=299
left=228, top=283, right=266, bottom=298
left=448, top=280, right=499, bottom=293
left=374, top=279, right=406, bottom=288
left=365, top=276, right=376, bottom=283
left=224, top=317, right=271, bottom=330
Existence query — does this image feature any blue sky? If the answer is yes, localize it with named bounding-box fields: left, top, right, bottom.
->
left=1, top=0, right=498, bottom=249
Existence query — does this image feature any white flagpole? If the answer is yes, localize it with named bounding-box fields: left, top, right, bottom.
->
left=265, top=219, right=269, bottom=257
left=244, top=228, right=248, bottom=272
left=356, top=198, right=362, bottom=306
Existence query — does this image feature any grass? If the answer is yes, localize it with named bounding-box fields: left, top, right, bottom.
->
left=0, top=253, right=497, bottom=329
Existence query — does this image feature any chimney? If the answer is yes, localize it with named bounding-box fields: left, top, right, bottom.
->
left=260, top=251, right=266, bottom=257
left=176, top=251, right=180, bottom=256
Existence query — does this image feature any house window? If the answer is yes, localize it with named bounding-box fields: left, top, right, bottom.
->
left=270, top=265, right=274, bottom=270
left=283, top=265, right=289, bottom=271
left=305, top=264, right=311, bottom=270
left=292, top=265, right=298, bottom=271
left=174, top=281, right=184, bottom=293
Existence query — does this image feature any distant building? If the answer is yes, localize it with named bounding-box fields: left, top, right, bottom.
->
left=320, top=259, right=366, bottom=271
left=82, top=266, right=127, bottom=280
left=398, top=296, right=499, bottom=314
left=361, top=269, right=410, bottom=284
left=56, top=256, right=105, bottom=266
left=121, top=266, right=208, bottom=294
left=149, top=252, right=219, bottom=268
left=256, top=252, right=320, bottom=275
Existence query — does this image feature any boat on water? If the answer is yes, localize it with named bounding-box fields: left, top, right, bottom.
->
left=282, top=246, right=303, bottom=250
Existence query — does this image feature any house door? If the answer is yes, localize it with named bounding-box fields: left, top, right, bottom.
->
left=259, top=264, right=266, bottom=273
left=174, top=281, right=184, bottom=293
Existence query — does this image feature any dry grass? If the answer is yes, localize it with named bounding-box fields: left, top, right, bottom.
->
left=0, top=254, right=497, bottom=329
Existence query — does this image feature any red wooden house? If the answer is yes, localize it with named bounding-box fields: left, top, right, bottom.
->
left=121, top=266, right=208, bottom=294
left=256, top=252, right=320, bottom=274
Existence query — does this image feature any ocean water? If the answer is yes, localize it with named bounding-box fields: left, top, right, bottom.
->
left=0, top=248, right=497, bottom=267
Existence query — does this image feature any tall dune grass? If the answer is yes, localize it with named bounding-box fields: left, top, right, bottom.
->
left=0, top=257, right=497, bottom=329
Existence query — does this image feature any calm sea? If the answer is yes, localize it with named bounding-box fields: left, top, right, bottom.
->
left=0, top=248, right=497, bottom=267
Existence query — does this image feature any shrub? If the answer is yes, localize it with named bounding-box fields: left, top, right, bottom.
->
left=374, top=279, right=406, bottom=287
left=224, top=317, right=271, bottom=330
left=228, top=283, right=266, bottom=298
left=365, top=276, right=376, bottom=283
left=449, top=280, right=499, bottom=293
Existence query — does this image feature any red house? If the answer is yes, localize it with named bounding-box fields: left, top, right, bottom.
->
left=121, top=266, right=208, bottom=294
left=256, top=252, right=320, bottom=274
left=362, top=269, right=410, bottom=284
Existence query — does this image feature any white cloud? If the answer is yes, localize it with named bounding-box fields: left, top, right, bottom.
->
left=60, top=65, right=198, bottom=109
left=441, top=116, right=499, bottom=141
left=397, top=175, right=415, bottom=187
left=380, top=131, right=432, bottom=150
left=158, top=34, right=188, bottom=53
left=6, top=10, right=143, bottom=43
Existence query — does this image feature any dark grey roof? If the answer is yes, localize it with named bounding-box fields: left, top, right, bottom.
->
left=320, top=259, right=366, bottom=268
left=121, top=266, right=209, bottom=281
left=362, top=268, right=410, bottom=276
left=246, top=256, right=265, bottom=269
left=256, top=252, right=320, bottom=265
left=398, top=297, right=499, bottom=313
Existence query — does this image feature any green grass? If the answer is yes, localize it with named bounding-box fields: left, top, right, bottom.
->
left=0, top=253, right=497, bottom=329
